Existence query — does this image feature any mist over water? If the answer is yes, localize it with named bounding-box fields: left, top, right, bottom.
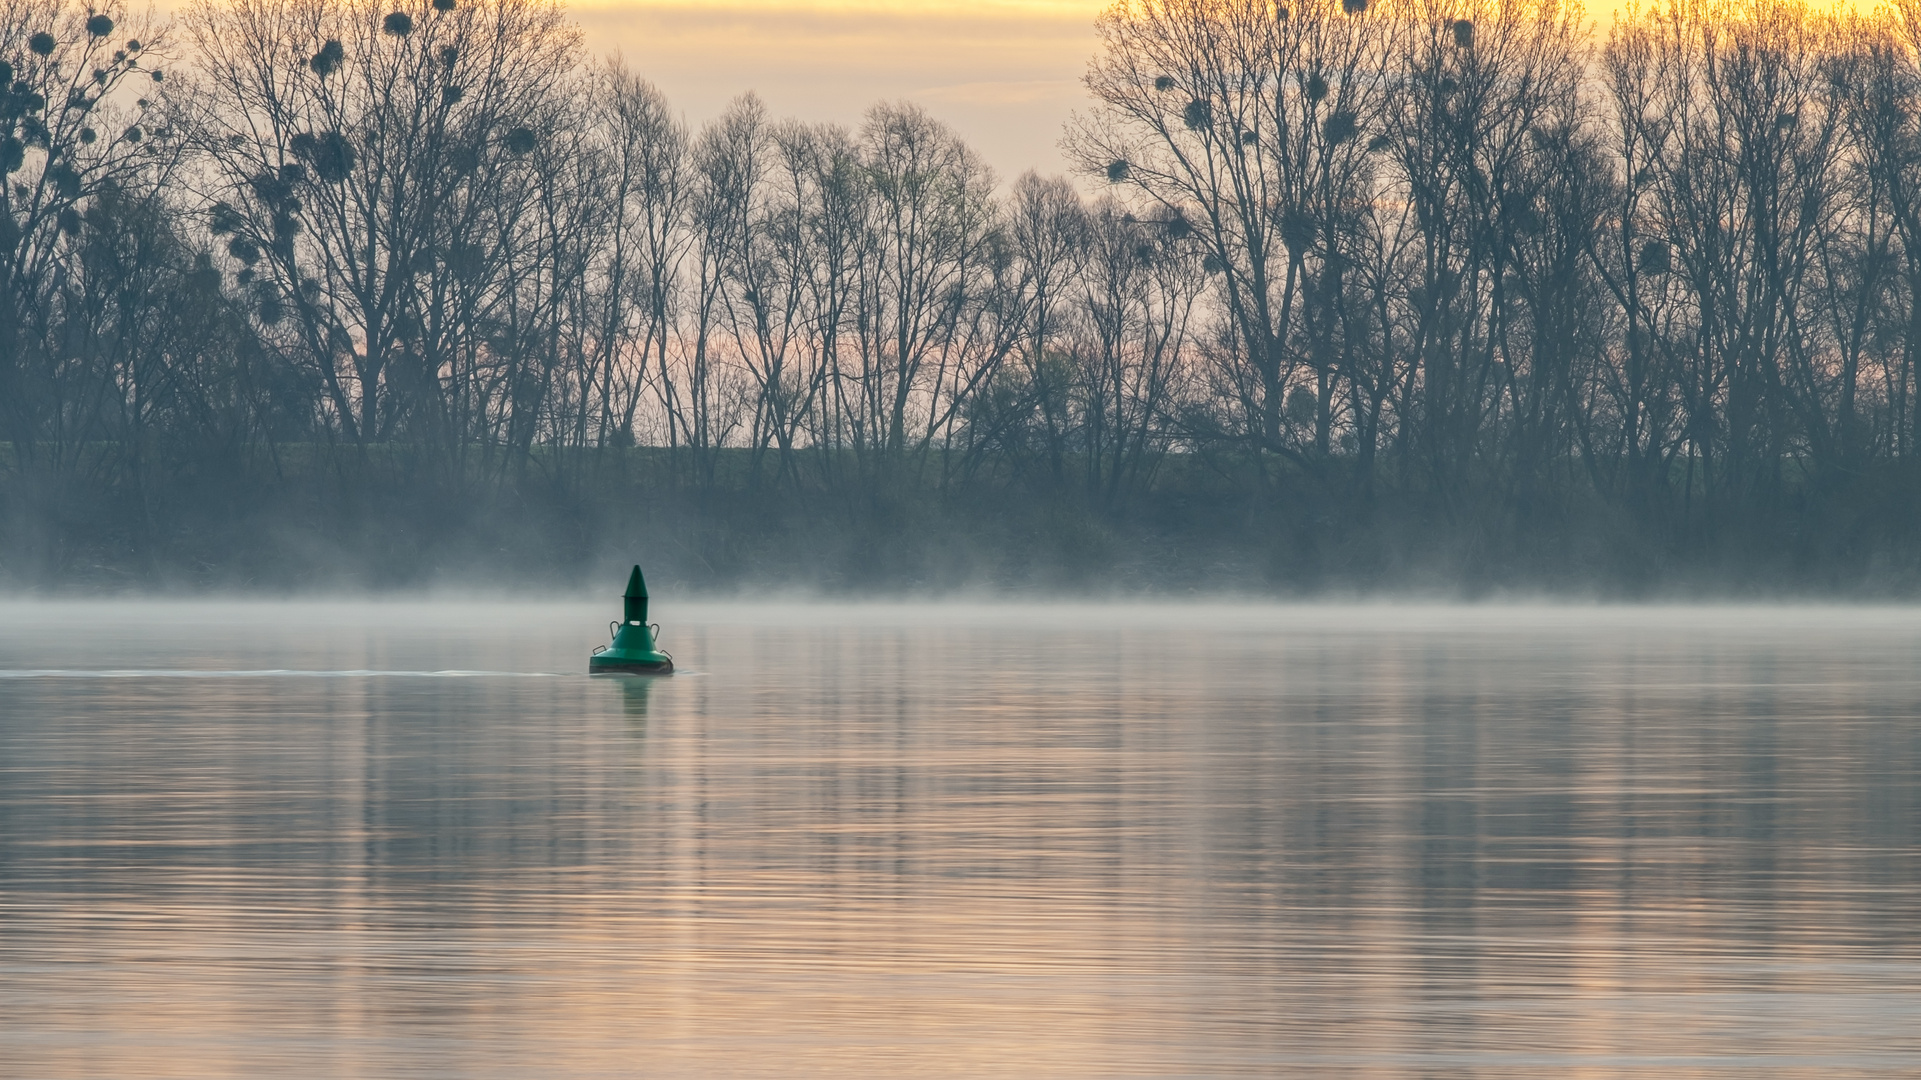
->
left=1, top=602, right=1917, bottom=1077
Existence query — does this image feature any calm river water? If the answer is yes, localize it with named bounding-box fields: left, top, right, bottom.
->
left=0, top=601, right=1917, bottom=1078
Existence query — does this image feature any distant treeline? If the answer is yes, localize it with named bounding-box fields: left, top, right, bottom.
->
left=7, top=0, right=1921, bottom=592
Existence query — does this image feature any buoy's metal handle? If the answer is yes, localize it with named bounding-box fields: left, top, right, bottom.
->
left=610, top=620, right=619, bottom=640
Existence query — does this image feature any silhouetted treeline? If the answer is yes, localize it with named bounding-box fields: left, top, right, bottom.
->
left=8, top=0, right=1921, bottom=592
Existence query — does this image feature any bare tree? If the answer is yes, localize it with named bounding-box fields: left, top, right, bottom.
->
left=184, top=0, right=580, bottom=450
left=1070, top=0, right=1402, bottom=471
left=588, top=62, right=687, bottom=454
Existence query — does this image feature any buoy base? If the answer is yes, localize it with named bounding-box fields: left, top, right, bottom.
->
left=590, top=657, right=674, bottom=676
left=591, top=621, right=673, bottom=676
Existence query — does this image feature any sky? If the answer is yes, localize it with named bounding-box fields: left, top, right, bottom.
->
left=131, top=0, right=1852, bottom=186
left=568, top=0, right=1665, bottom=183
left=568, top=0, right=1113, bottom=181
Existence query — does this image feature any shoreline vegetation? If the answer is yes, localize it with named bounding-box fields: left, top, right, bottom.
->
left=8, top=0, right=1921, bottom=595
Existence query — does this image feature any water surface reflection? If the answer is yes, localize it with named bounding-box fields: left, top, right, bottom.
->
left=0, top=603, right=1916, bottom=1077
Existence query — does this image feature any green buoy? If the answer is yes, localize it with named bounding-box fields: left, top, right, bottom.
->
left=589, top=565, right=674, bottom=675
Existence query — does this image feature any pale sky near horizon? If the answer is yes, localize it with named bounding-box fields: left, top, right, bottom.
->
left=567, top=0, right=1108, bottom=179
left=568, top=0, right=1653, bottom=182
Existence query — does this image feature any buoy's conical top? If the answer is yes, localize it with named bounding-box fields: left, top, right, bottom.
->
left=622, top=565, right=649, bottom=623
